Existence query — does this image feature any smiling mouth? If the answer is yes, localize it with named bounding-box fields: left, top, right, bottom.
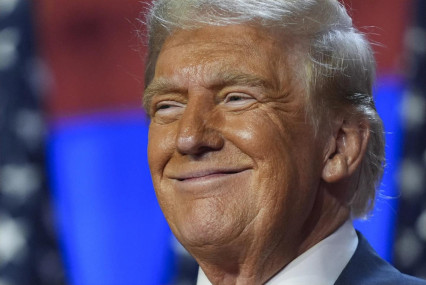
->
left=167, top=168, right=251, bottom=195
left=172, top=169, right=250, bottom=182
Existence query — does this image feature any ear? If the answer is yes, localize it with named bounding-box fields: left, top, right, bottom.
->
left=322, top=118, right=370, bottom=183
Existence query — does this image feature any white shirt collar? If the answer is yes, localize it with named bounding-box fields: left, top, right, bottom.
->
left=196, top=220, right=358, bottom=285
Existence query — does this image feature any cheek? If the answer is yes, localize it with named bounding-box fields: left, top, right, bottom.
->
left=147, top=124, right=176, bottom=179
left=223, top=110, right=317, bottom=198
left=223, top=113, right=294, bottom=191
left=223, top=111, right=292, bottom=162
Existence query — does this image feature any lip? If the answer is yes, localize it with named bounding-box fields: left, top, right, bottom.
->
left=170, top=168, right=250, bottom=182
left=167, top=167, right=251, bottom=196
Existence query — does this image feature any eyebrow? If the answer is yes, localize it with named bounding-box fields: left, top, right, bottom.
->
left=142, top=71, right=273, bottom=112
left=143, top=78, right=179, bottom=112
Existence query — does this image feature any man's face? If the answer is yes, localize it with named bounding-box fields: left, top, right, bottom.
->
left=146, top=25, right=327, bottom=253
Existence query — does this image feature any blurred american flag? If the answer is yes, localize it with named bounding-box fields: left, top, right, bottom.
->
left=394, top=0, right=426, bottom=279
left=0, top=0, right=66, bottom=284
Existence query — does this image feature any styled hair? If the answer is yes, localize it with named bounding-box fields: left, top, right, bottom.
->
left=142, top=0, right=385, bottom=218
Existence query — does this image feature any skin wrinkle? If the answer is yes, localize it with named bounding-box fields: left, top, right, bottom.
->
left=146, top=24, right=366, bottom=284
left=145, top=70, right=277, bottom=116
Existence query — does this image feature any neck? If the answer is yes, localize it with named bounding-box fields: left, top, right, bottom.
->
left=192, top=187, right=350, bottom=285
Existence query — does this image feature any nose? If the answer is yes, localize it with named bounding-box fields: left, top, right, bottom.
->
left=176, top=101, right=224, bottom=156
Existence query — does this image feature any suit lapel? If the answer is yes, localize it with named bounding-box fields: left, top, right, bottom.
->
left=335, top=231, right=403, bottom=285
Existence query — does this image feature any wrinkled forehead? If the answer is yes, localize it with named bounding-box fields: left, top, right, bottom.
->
left=142, top=24, right=309, bottom=114
left=154, top=24, right=294, bottom=86
left=162, top=24, right=276, bottom=49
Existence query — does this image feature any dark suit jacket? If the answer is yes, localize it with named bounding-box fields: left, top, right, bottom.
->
left=335, top=232, right=426, bottom=285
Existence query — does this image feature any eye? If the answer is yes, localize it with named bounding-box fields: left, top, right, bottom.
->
left=153, top=100, right=185, bottom=117
left=157, top=103, right=173, bottom=110
left=223, top=92, right=255, bottom=106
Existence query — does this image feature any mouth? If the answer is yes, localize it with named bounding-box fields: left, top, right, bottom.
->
left=170, top=168, right=250, bottom=182
left=166, top=167, right=252, bottom=196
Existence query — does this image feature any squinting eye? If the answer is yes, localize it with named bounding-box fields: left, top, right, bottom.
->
left=223, top=92, right=255, bottom=105
left=158, top=104, right=172, bottom=110
left=228, top=95, right=243, bottom=102
left=154, top=100, right=185, bottom=116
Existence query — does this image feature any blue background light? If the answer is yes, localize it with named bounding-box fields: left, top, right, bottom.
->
left=48, top=111, right=175, bottom=285
left=354, top=76, right=405, bottom=262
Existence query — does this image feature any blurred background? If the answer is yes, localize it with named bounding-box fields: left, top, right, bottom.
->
left=0, top=0, right=425, bottom=284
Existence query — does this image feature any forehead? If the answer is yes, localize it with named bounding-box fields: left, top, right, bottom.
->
left=153, top=25, right=288, bottom=85
left=162, top=24, right=275, bottom=49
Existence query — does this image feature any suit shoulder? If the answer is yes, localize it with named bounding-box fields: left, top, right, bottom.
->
left=335, top=232, right=426, bottom=285
left=400, top=273, right=426, bottom=285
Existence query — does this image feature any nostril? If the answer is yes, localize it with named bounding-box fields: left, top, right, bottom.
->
left=175, top=107, right=224, bottom=155
left=176, top=129, right=224, bottom=155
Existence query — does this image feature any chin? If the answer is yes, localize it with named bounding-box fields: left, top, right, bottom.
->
left=169, top=202, right=247, bottom=250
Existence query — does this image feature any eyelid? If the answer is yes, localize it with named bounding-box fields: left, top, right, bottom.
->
left=150, top=93, right=186, bottom=114
left=155, top=100, right=185, bottom=112
left=223, top=92, right=256, bottom=104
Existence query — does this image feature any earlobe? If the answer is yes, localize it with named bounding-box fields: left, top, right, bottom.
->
left=322, top=118, right=370, bottom=183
